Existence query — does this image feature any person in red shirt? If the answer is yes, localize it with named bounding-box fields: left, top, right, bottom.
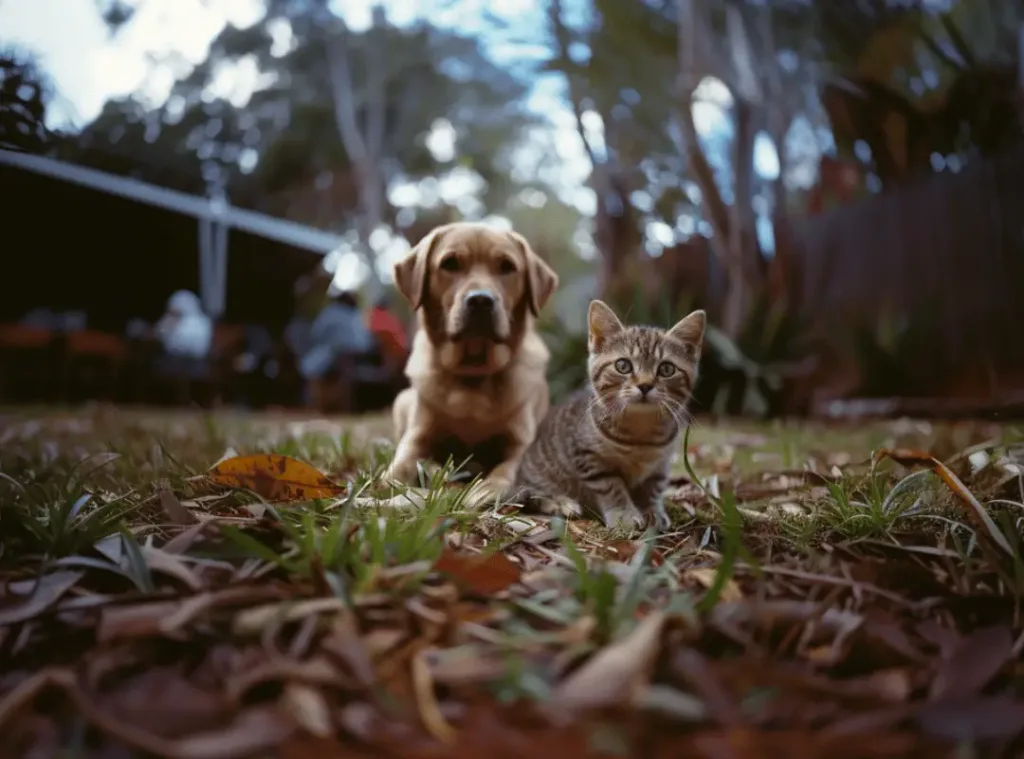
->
left=367, top=294, right=409, bottom=375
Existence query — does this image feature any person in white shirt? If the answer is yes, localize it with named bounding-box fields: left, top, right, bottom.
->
left=153, top=290, right=213, bottom=384
left=155, top=290, right=213, bottom=359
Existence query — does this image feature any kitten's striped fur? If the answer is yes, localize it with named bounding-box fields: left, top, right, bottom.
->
left=510, top=300, right=705, bottom=531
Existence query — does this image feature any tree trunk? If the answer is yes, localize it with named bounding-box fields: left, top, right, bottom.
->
left=325, top=4, right=387, bottom=294
left=676, top=0, right=767, bottom=338
left=677, top=89, right=756, bottom=337
left=549, top=0, right=642, bottom=305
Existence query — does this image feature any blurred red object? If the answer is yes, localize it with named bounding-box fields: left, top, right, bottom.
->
left=367, top=304, right=408, bottom=368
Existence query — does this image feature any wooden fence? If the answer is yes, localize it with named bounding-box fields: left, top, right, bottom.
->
left=777, top=143, right=1024, bottom=396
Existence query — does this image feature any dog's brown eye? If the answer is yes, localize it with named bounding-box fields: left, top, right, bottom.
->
left=498, top=258, right=516, bottom=275
left=614, top=358, right=632, bottom=374
left=439, top=256, right=460, bottom=272
left=656, top=361, right=676, bottom=378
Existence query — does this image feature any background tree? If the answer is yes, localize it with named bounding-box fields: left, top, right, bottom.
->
left=0, top=49, right=55, bottom=153
left=73, top=0, right=539, bottom=291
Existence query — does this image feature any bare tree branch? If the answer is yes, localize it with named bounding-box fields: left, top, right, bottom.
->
left=757, top=3, right=791, bottom=196
left=322, top=2, right=391, bottom=290
left=675, top=0, right=765, bottom=336
left=365, top=5, right=388, bottom=166
left=549, top=0, right=601, bottom=172
left=726, top=3, right=761, bottom=104
left=675, top=0, right=734, bottom=261
left=325, top=22, right=370, bottom=169
left=939, top=12, right=978, bottom=69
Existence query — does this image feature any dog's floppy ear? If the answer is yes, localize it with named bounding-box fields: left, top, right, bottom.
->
left=507, top=230, right=559, bottom=316
left=393, top=225, right=447, bottom=310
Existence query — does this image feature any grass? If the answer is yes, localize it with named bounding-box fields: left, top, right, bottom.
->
left=1, top=405, right=1023, bottom=758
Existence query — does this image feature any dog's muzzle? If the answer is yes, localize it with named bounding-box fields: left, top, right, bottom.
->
left=458, top=289, right=499, bottom=337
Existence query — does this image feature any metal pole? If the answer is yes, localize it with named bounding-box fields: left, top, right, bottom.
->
left=0, top=149, right=344, bottom=254
left=212, top=218, right=229, bottom=318
left=199, top=217, right=214, bottom=316
left=198, top=206, right=230, bottom=319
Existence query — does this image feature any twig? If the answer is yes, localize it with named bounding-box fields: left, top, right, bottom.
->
left=736, top=563, right=930, bottom=608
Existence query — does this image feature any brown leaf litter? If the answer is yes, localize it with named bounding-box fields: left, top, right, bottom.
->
left=1, top=414, right=1023, bottom=758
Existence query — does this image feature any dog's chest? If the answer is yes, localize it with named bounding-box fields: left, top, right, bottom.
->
left=413, top=377, right=523, bottom=441
left=441, top=384, right=516, bottom=439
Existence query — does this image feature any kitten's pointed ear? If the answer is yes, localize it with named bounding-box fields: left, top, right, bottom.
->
left=668, top=309, right=706, bottom=356
left=393, top=225, right=448, bottom=310
left=588, top=299, right=624, bottom=351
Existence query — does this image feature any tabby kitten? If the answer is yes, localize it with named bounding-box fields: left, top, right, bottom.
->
left=510, top=299, right=705, bottom=531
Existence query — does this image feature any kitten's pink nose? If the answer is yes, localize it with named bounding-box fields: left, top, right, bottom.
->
left=637, top=383, right=654, bottom=396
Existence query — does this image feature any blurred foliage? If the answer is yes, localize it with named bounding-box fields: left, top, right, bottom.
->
left=814, top=0, right=1023, bottom=184
left=843, top=306, right=947, bottom=399
left=63, top=0, right=541, bottom=234
left=693, top=291, right=816, bottom=418
left=0, top=49, right=54, bottom=153
left=10, top=0, right=1024, bottom=413
left=539, top=280, right=810, bottom=417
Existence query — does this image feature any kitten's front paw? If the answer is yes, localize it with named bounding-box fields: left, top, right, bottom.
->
left=601, top=504, right=647, bottom=532
left=652, top=503, right=672, bottom=532
left=534, top=495, right=584, bottom=519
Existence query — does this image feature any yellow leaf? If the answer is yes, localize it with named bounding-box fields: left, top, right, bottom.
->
left=687, top=567, right=744, bottom=602
left=207, top=454, right=346, bottom=503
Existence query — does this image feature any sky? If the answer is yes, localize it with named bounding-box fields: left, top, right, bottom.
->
left=0, top=0, right=789, bottom=289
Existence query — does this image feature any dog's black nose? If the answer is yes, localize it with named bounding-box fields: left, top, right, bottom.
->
left=637, top=383, right=654, bottom=396
left=465, top=290, right=495, bottom=312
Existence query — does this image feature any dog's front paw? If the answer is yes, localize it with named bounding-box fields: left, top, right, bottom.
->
left=383, top=458, right=418, bottom=485
left=465, top=475, right=511, bottom=508
left=601, top=504, right=647, bottom=532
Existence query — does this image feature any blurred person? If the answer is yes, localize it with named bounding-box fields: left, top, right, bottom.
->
left=231, top=324, right=277, bottom=408
left=284, top=271, right=333, bottom=358
left=284, top=275, right=314, bottom=359
left=19, top=308, right=86, bottom=331
left=153, top=290, right=212, bottom=380
left=367, top=293, right=409, bottom=374
left=299, top=289, right=376, bottom=412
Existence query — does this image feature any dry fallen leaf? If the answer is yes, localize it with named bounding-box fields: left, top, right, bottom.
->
left=140, top=546, right=204, bottom=590
left=159, top=488, right=199, bottom=525
left=929, top=624, right=1013, bottom=700
left=915, top=695, right=1024, bottom=742
left=434, top=549, right=521, bottom=595
left=0, top=571, right=84, bottom=626
left=281, top=683, right=334, bottom=739
left=687, top=567, right=744, bottom=602
left=412, top=648, right=457, bottom=744
left=100, top=667, right=231, bottom=737
left=550, top=610, right=667, bottom=716
left=207, top=454, right=346, bottom=503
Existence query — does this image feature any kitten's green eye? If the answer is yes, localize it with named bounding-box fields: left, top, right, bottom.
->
left=614, top=358, right=633, bottom=374
left=657, top=361, right=676, bottom=378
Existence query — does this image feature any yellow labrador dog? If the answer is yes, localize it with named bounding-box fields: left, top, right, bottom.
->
left=384, top=222, right=559, bottom=501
